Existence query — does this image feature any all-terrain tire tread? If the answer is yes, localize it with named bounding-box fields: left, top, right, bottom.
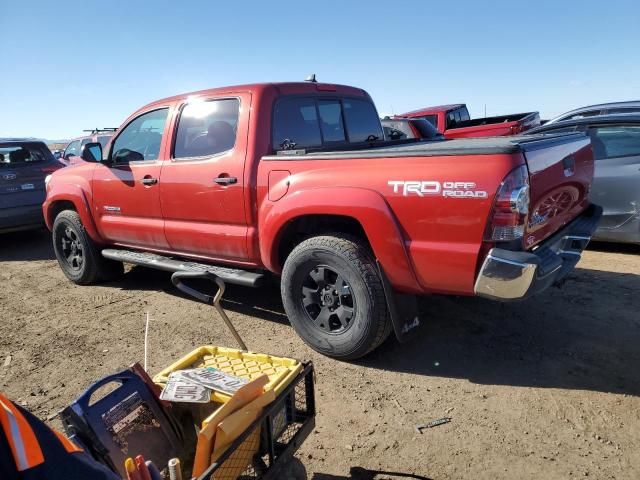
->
left=282, top=234, right=392, bottom=359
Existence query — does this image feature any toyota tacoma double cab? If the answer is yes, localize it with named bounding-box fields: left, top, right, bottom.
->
left=400, top=103, right=540, bottom=139
left=44, top=81, right=601, bottom=359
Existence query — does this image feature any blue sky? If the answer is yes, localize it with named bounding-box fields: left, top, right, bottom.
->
left=1, top=0, right=639, bottom=139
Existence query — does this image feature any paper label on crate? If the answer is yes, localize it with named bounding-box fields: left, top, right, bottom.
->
left=175, top=368, right=248, bottom=395
left=160, top=373, right=211, bottom=403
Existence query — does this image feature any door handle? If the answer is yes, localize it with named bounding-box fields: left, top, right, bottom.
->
left=141, top=177, right=158, bottom=186
left=214, top=176, right=237, bottom=185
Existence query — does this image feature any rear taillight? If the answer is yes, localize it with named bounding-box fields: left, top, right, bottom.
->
left=485, top=165, right=530, bottom=242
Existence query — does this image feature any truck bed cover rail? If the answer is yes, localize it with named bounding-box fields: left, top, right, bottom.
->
left=262, top=132, right=587, bottom=160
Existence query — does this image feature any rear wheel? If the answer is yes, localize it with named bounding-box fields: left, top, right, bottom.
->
left=281, top=235, right=392, bottom=359
left=52, top=210, right=123, bottom=284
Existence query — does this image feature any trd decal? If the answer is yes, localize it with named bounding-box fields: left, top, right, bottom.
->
left=388, top=181, right=488, bottom=199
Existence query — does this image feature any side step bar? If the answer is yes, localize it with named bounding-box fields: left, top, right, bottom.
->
left=101, top=249, right=265, bottom=288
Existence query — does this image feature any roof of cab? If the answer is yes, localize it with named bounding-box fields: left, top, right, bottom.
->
left=136, top=82, right=368, bottom=113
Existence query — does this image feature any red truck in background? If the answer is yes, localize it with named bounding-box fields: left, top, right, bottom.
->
left=43, top=81, right=600, bottom=359
left=400, top=103, right=541, bottom=139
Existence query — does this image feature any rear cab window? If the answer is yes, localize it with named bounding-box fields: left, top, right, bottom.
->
left=0, top=143, right=51, bottom=167
left=272, top=96, right=383, bottom=152
left=446, top=107, right=470, bottom=129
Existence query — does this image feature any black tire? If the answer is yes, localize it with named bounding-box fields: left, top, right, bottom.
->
left=52, top=210, right=123, bottom=285
left=281, top=235, right=392, bottom=359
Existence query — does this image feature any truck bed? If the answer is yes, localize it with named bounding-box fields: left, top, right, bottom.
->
left=263, top=132, right=585, bottom=160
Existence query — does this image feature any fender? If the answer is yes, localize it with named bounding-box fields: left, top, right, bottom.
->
left=259, top=187, right=422, bottom=293
left=43, top=184, right=104, bottom=244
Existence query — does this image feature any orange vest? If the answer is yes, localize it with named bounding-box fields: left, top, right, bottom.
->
left=0, top=393, right=81, bottom=471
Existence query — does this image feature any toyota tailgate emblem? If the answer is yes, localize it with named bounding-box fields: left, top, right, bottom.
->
left=2, top=173, right=17, bottom=180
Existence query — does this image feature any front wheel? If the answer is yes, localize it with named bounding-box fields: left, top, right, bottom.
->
left=281, top=235, right=392, bottom=359
left=52, top=210, right=123, bottom=285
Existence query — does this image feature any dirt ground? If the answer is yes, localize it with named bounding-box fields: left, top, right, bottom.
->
left=1, top=230, right=639, bottom=479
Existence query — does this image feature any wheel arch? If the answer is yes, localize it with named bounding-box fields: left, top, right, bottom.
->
left=45, top=190, right=103, bottom=244
left=259, top=187, right=421, bottom=293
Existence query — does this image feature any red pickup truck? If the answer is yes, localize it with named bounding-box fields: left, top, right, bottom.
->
left=400, top=103, right=540, bottom=139
left=43, top=81, right=601, bottom=359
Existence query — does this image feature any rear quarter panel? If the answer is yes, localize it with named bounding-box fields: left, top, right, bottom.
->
left=258, top=153, right=522, bottom=295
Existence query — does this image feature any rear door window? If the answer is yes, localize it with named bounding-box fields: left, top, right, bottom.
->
left=173, top=98, right=240, bottom=159
left=588, top=125, right=640, bottom=160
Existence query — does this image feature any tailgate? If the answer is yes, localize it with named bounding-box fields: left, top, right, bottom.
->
left=0, top=164, right=47, bottom=209
left=519, top=133, right=594, bottom=248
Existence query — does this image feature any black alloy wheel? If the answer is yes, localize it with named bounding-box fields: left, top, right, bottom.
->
left=58, top=225, right=84, bottom=271
left=301, top=265, right=356, bottom=334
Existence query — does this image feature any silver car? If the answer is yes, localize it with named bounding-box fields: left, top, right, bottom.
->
left=528, top=115, right=640, bottom=244
left=545, top=100, right=640, bottom=125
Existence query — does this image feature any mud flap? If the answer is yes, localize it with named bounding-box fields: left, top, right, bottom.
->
left=376, top=261, right=421, bottom=343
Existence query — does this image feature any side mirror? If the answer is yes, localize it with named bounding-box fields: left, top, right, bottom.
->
left=81, top=142, right=103, bottom=162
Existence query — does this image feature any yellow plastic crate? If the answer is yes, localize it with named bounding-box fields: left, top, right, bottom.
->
left=153, top=346, right=302, bottom=403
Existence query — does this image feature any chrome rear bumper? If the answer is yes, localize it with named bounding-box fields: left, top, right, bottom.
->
left=474, top=205, right=602, bottom=301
